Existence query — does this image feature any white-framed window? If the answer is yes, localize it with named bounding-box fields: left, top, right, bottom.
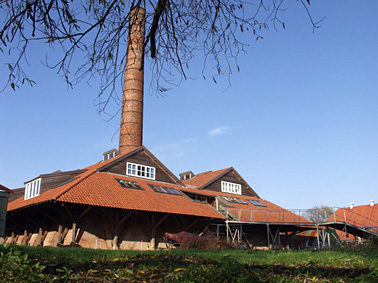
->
left=221, top=181, right=241, bottom=195
left=24, top=178, right=41, bottom=200
left=127, top=162, right=155, bottom=180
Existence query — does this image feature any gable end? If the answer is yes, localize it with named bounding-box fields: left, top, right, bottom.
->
left=201, top=169, right=259, bottom=197
left=98, top=147, right=182, bottom=185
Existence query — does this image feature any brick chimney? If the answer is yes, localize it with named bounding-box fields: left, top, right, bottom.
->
left=119, top=7, right=146, bottom=154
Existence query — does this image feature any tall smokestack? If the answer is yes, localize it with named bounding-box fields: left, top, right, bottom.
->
left=119, top=7, right=146, bottom=154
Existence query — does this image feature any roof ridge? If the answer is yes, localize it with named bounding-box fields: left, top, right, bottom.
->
left=197, top=167, right=231, bottom=176
left=196, top=167, right=232, bottom=190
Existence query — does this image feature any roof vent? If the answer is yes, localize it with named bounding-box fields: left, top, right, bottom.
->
left=179, top=171, right=195, bottom=181
left=370, top=200, right=374, bottom=207
left=349, top=202, right=354, bottom=209
left=103, top=149, right=120, bottom=161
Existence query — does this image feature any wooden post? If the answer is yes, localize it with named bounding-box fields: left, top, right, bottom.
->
left=57, top=225, right=63, bottom=245
left=151, top=214, right=156, bottom=250
left=112, top=211, right=120, bottom=250
left=72, top=223, right=76, bottom=244
left=22, top=230, right=28, bottom=245
left=36, top=227, right=43, bottom=246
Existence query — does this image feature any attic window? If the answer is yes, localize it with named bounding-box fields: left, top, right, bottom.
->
left=221, top=181, right=241, bottom=195
left=115, top=178, right=144, bottom=190
left=127, top=162, right=155, bottom=180
left=148, top=184, right=182, bottom=196
left=24, top=178, right=41, bottom=200
left=222, top=196, right=248, bottom=205
left=248, top=200, right=267, bottom=207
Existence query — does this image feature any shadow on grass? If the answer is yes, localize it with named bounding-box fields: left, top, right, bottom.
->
left=41, top=254, right=373, bottom=282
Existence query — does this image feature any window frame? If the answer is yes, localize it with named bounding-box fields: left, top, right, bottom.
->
left=221, top=181, right=241, bottom=195
left=222, top=196, right=248, bottom=205
left=24, top=178, right=41, bottom=200
left=248, top=199, right=267, bottom=207
left=104, top=151, right=115, bottom=161
left=126, top=162, right=155, bottom=180
left=115, top=178, right=144, bottom=190
left=148, top=184, right=182, bottom=196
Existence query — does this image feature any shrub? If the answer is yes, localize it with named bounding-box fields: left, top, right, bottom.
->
left=0, top=244, right=48, bottom=282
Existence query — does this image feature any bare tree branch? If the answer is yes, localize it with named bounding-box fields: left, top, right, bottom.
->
left=0, top=0, right=321, bottom=112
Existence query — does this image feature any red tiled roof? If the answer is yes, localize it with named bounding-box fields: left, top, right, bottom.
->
left=183, top=168, right=231, bottom=189
left=58, top=172, right=223, bottom=219
left=7, top=146, right=144, bottom=210
left=328, top=204, right=378, bottom=227
left=181, top=186, right=311, bottom=224
left=7, top=169, right=95, bottom=211
left=8, top=169, right=224, bottom=220
left=327, top=204, right=378, bottom=241
left=8, top=147, right=307, bottom=224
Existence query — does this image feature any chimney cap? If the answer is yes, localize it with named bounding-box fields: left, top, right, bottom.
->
left=349, top=202, right=354, bottom=209
left=370, top=200, right=374, bottom=206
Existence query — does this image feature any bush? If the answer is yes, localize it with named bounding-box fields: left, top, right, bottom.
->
left=0, top=244, right=48, bottom=282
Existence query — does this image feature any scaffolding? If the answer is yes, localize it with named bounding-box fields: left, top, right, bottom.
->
left=213, top=206, right=378, bottom=249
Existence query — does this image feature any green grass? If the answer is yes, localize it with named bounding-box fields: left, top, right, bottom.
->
left=0, top=244, right=377, bottom=282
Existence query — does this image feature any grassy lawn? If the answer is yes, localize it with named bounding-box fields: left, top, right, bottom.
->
left=0, top=244, right=377, bottom=282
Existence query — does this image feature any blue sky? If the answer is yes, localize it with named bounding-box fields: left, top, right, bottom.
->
left=1, top=1, right=377, bottom=209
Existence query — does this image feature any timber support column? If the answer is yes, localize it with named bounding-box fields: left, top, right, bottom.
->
left=119, top=7, right=146, bottom=153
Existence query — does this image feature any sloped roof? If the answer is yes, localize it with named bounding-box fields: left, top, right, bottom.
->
left=183, top=168, right=231, bottom=188
left=7, top=146, right=140, bottom=210
left=7, top=147, right=224, bottom=220
left=58, top=172, right=223, bottom=218
left=183, top=167, right=259, bottom=197
left=328, top=204, right=378, bottom=227
left=8, top=146, right=308, bottom=224
left=0, top=184, right=13, bottom=194
left=181, top=186, right=311, bottom=224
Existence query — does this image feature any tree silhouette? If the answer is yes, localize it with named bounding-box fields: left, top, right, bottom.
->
left=305, top=205, right=335, bottom=223
left=1, top=0, right=321, bottom=113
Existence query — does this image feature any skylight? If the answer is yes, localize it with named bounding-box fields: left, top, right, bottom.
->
left=222, top=196, right=248, bottom=205
left=116, top=179, right=144, bottom=190
left=148, top=184, right=182, bottom=196
left=248, top=200, right=267, bottom=207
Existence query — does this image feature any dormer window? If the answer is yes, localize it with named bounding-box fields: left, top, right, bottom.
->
left=221, top=181, right=241, bottom=195
left=127, top=162, right=155, bottom=180
left=24, top=178, right=41, bottom=200
left=103, top=149, right=119, bottom=161
left=179, top=171, right=195, bottom=181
